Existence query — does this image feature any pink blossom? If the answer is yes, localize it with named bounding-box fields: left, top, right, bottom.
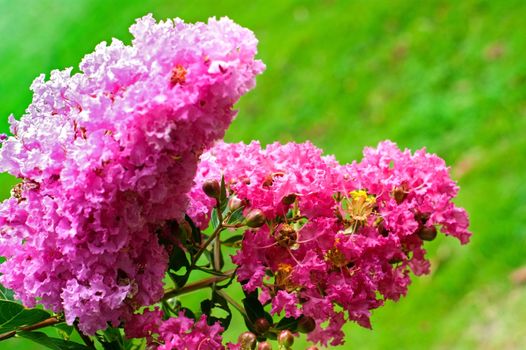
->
left=0, top=15, right=263, bottom=334
left=125, top=310, right=224, bottom=350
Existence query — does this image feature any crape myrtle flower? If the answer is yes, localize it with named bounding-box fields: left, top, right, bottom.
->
left=188, top=140, right=471, bottom=346
left=0, top=15, right=263, bottom=334
left=124, top=309, right=224, bottom=350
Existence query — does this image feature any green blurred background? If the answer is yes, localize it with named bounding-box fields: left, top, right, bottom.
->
left=1, top=0, right=525, bottom=349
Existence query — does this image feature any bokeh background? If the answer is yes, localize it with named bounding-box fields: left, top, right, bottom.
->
left=1, top=0, right=525, bottom=349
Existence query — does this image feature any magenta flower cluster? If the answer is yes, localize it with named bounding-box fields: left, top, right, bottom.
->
left=0, top=15, right=263, bottom=334
left=188, top=140, right=471, bottom=346
left=125, top=309, right=224, bottom=350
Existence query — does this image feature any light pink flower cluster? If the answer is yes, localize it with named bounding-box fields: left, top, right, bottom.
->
left=188, top=140, right=470, bottom=346
left=0, top=15, right=263, bottom=333
left=125, top=309, right=224, bottom=350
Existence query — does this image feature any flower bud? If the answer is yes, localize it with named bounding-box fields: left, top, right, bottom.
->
left=277, top=330, right=294, bottom=348
left=202, top=179, right=221, bottom=199
left=281, top=193, right=297, bottom=205
left=392, top=181, right=410, bottom=204
left=245, top=209, right=266, bottom=228
left=254, top=317, right=271, bottom=334
left=298, top=316, right=316, bottom=333
left=414, top=212, right=430, bottom=225
left=306, top=347, right=319, bottom=350
left=417, top=225, right=437, bottom=241
left=238, top=331, right=257, bottom=350
left=258, top=341, right=272, bottom=350
left=388, top=255, right=403, bottom=264
left=378, top=222, right=389, bottom=237
left=228, top=196, right=243, bottom=211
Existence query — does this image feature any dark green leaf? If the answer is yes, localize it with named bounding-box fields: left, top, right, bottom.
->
left=242, top=293, right=266, bottom=323
left=202, top=250, right=213, bottom=268
left=168, top=271, right=190, bottom=289
left=17, top=331, right=90, bottom=350
left=168, top=244, right=189, bottom=273
left=200, top=291, right=232, bottom=329
left=221, top=234, right=244, bottom=248
left=219, top=175, right=228, bottom=212
left=216, top=271, right=237, bottom=290
left=96, top=326, right=125, bottom=350
left=168, top=244, right=191, bottom=289
left=0, top=300, right=51, bottom=333
left=275, top=316, right=299, bottom=332
left=184, top=214, right=202, bottom=246
left=195, top=266, right=230, bottom=277
left=180, top=307, right=196, bottom=320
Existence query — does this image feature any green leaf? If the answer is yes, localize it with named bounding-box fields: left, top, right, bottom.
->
left=0, top=284, right=15, bottom=301
left=54, top=324, right=74, bottom=340
left=0, top=300, right=51, bottom=333
left=211, top=208, right=220, bottom=230
left=0, top=283, right=15, bottom=301
left=226, top=206, right=245, bottom=225
left=17, top=331, right=90, bottom=350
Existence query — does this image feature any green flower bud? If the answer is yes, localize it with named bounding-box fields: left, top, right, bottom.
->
left=245, top=209, right=266, bottom=228
left=228, top=196, right=244, bottom=211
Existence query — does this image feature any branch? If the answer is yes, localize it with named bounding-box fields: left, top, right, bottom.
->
left=0, top=316, right=61, bottom=341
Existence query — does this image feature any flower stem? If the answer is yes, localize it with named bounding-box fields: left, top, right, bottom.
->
left=216, top=289, right=248, bottom=320
left=163, top=269, right=235, bottom=301
left=192, top=224, right=224, bottom=267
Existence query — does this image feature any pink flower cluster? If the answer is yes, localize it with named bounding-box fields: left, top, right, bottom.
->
left=188, top=140, right=471, bottom=346
left=0, top=15, right=263, bottom=333
left=125, top=309, right=224, bottom=350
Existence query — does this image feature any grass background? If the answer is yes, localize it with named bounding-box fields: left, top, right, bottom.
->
left=1, top=0, right=525, bottom=348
